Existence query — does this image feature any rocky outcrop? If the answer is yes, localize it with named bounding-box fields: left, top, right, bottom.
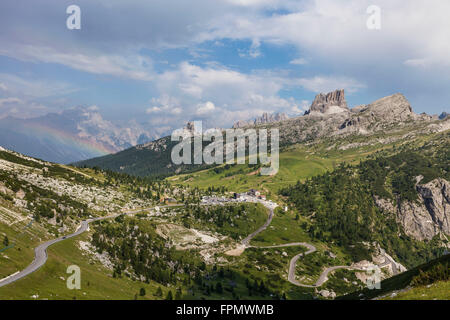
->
left=339, top=93, right=417, bottom=132
left=364, top=93, right=414, bottom=121
left=232, top=112, right=288, bottom=128
left=0, top=183, right=13, bottom=196
left=255, top=112, right=288, bottom=125
left=305, top=89, right=348, bottom=115
left=415, top=178, right=450, bottom=237
left=375, top=178, right=450, bottom=241
left=318, top=289, right=336, bottom=299
left=232, top=91, right=443, bottom=149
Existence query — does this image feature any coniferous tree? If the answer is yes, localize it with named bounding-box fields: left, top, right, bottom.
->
left=215, top=282, right=223, bottom=294
left=3, top=236, right=9, bottom=247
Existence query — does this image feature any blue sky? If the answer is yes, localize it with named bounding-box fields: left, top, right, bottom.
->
left=0, top=0, right=449, bottom=134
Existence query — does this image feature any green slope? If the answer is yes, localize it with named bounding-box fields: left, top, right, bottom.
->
left=0, top=230, right=171, bottom=300
left=74, top=136, right=214, bottom=178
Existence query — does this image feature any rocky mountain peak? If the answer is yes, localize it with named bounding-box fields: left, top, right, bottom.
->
left=305, top=89, right=349, bottom=116
left=364, top=93, right=415, bottom=121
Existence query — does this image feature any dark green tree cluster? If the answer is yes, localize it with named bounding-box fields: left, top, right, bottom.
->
left=91, top=218, right=204, bottom=286
left=280, top=142, right=449, bottom=266
left=411, top=261, right=449, bottom=287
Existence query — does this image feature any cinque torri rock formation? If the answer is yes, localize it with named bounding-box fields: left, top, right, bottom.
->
left=232, top=112, right=288, bottom=128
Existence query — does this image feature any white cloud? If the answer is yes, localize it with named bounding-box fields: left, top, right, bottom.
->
left=3, top=0, right=450, bottom=81
left=87, top=105, right=100, bottom=111
left=296, top=76, right=366, bottom=94
left=3, top=0, right=450, bottom=124
left=146, top=95, right=184, bottom=116
left=147, top=62, right=304, bottom=128
left=0, top=97, right=51, bottom=119
left=290, top=58, right=308, bottom=65
left=171, top=107, right=183, bottom=115
left=0, top=73, right=78, bottom=98
left=0, top=83, right=7, bottom=91
left=0, top=45, right=154, bottom=81
left=404, top=58, right=428, bottom=68
left=290, top=99, right=310, bottom=114
left=146, top=106, right=162, bottom=114
left=0, top=73, right=80, bottom=119
left=0, top=97, right=22, bottom=107
left=202, top=0, right=450, bottom=72
left=196, top=101, right=216, bottom=115
left=239, top=39, right=262, bottom=58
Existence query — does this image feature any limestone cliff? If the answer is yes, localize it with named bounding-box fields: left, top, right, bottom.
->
left=375, top=178, right=450, bottom=241
left=305, top=89, right=349, bottom=115
left=232, top=112, right=288, bottom=128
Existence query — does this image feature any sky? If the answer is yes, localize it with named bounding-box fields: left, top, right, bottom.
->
left=0, top=0, right=449, bottom=133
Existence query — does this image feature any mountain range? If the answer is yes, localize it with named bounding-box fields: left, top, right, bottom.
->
left=0, top=107, right=159, bottom=164
left=3, top=90, right=448, bottom=167
left=76, top=90, right=450, bottom=177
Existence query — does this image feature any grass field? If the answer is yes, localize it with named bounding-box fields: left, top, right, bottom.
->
left=0, top=217, right=50, bottom=280
left=167, top=134, right=415, bottom=197
left=0, top=230, right=170, bottom=300
left=384, top=281, right=450, bottom=300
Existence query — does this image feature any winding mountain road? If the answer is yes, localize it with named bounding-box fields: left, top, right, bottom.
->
left=239, top=204, right=397, bottom=288
left=241, top=208, right=274, bottom=246
left=0, top=206, right=179, bottom=288
left=0, top=214, right=123, bottom=288
left=0, top=200, right=400, bottom=290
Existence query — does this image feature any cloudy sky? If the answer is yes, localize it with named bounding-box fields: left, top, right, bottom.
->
left=0, top=0, right=449, bottom=132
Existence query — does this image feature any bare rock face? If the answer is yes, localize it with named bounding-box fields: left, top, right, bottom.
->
left=0, top=183, right=13, bottom=196
left=232, top=120, right=250, bottom=129
left=305, top=89, right=348, bottom=115
left=416, top=178, right=450, bottom=236
left=224, top=90, right=441, bottom=150
left=395, top=201, right=439, bottom=241
left=364, top=93, right=415, bottom=121
left=374, top=196, right=395, bottom=213
left=232, top=112, right=288, bottom=128
left=254, top=112, right=288, bottom=125
left=340, top=93, right=416, bottom=132
left=375, top=178, right=450, bottom=241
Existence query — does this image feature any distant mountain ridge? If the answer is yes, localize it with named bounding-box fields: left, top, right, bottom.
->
left=0, top=107, right=159, bottom=164
left=232, top=112, right=288, bottom=128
